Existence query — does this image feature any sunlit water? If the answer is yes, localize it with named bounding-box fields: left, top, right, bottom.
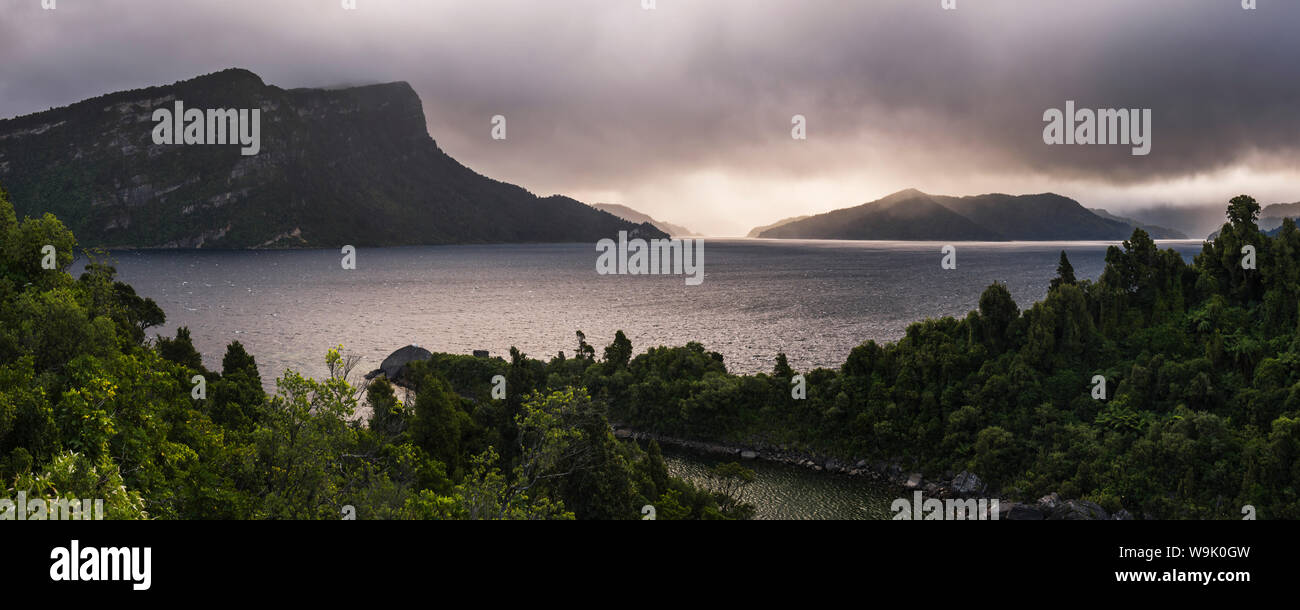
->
left=79, top=238, right=1204, bottom=519
left=661, top=448, right=898, bottom=520
left=84, top=239, right=1204, bottom=384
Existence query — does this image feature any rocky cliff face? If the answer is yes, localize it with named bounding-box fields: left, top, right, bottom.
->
left=0, top=68, right=661, bottom=248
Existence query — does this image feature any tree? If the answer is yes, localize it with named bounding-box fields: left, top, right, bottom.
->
left=367, top=376, right=404, bottom=437
left=1050, top=251, right=1076, bottom=290
left=1227, top=194, right=1261, bottom=230
left=5, top=212, right=76, bottom=287
left=0, top=184, right=15, bottom=243
left=407, top=447, right=573, bottom=520
left=977, top=282, right=1019, bottom=352
left=706, top=462, right=756, bottom=516
left=603, top=330, right=633, bottom=371
left=971, top=426, right=1019, bottom=488
left=409, top=375, right=472, bottom=480
left=157, top=327, right=205, bottom=373
left=575, top=330, right=596, bottom=362
left=640, top=440, right=670, bottom=498
left=221, top=341, right=260, bottom=380
left=773, top=352, right=794, bottom=379
left=210, top=340, right=267, bottom=431
left=250, top=359, right=373, bottom=519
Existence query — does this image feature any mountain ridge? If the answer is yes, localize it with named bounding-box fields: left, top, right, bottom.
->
left=591, top=203, right=696, bottom=236
left=757, top=190, right=1003, bottom=240
left=1087, top=208, right=1187, bottom=239
left=752, top=189, right=1164, bottom=241
left=1258, top=201, right=1300, bottom=234
left=746, top=214, right=810, bottom=238
left=0, top=68, right=663, bottom=248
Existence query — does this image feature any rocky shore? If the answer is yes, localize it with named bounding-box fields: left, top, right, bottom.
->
left=613, top=425, right=1135, bottom=520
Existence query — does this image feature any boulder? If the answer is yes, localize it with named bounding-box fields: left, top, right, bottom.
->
left=1112, top=509, right=1134, bottom=521
left=1037, top=492, right=1062, bottom=512
left=1050, top=500, right=1109, bottom=520
left=1004, top=503, right=1045, bottom=520
left=951, top=471, right=986, bottom=496
left=1073, top=500, right=1110, bottom=520
left=365, top=345, right=434, bottom=385
left=1066, top=499, right=1107, bottom=517
left=740, top=450, right=758, bottom=460
left=905, top=473, right=923, bottom=490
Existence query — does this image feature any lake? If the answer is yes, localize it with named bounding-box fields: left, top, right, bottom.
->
left=84, top=238, right=1205, bottom=384
left=660, top=447, right=899, bottom=520
left=82, top=238, right=1205, bottom=519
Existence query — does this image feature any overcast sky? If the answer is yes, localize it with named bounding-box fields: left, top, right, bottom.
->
left=3, top=0, right=1298, bottom=235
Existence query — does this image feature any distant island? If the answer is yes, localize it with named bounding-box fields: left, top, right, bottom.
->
left=746, top=215, right=810, bottom=238
left=750, top=189, right=1187, bottom=241
left=591, top=203, right=697, bottom=236
left=0, top=68, right=664, bottom=248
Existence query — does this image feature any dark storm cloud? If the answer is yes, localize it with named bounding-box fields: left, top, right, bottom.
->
left=2, top=0, right=1298, bottom=233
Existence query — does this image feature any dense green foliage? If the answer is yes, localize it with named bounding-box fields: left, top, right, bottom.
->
left=4, top=183, right=1297, bottom=520
left=0, top=185, right=734, bottom=520
left=579, top=195, right=1299, bottom=519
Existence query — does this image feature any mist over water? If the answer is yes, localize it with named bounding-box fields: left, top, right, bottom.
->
left=83, top=239, right=1205, bottom=388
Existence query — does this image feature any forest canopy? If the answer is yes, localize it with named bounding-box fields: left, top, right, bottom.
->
left=2, top=185, right=1297, bottom=519
left=0, top=184, right=742, bottom=520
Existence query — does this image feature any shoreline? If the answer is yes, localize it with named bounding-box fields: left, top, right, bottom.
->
left=613, top=425, right=1133, bottom=520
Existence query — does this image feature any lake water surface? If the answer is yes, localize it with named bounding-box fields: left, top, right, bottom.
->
left=87, top=238, right=1204, bottom=384
left=661, top=448, right=898, bottom=520
left=83, top=238, right=1204, bottom=519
